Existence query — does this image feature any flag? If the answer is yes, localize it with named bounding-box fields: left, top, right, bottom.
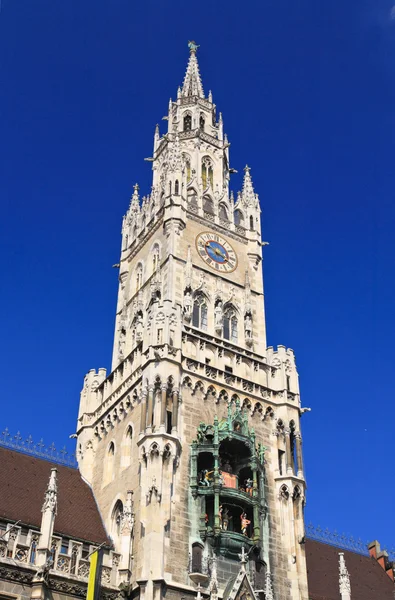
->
left=87, top=548, right=103, bottom=600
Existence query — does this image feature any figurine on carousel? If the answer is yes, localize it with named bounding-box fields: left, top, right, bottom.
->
left=240, top=511, right=251, bottom=536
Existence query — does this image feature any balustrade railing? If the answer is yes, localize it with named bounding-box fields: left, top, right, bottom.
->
left=306, top=523, right=395, bottom=561
left=0, top=428, right=77, bottom=468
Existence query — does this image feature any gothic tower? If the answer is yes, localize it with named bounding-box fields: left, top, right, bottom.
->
left=76, top=42, right=309, bottom=600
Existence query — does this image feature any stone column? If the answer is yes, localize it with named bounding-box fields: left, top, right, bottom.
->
left=140, top=389, right=148, bottom=434
left=160, top=384, right=167, bottom=432
left=252, top=464, right=260, bottom=543
left=285, top=429, right=293, bottom=474
left=172, top=389, right=179, bottom=433
left=146, top=385, right=155, bottom=431
left=295, top=433, right=304, bottom=477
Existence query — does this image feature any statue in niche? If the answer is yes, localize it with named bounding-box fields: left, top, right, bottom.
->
left=245, top=314, right=253, bottom=338
left=184, top=290, right=193, bottom=321
left=136, top=314, right=143, bottom=342
left=198, top=469, right=212, bottom=486
left=220, top=506, right=231, bottom=531
left=214, top=300, right=223, bottom=331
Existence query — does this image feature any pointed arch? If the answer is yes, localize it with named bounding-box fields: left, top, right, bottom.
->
left=111, top=499, right=124, bottom=543
left=219, top=203, right=229, bottom=222
left=103, top=441, right=115, bottom=487
left=234, top=209, right=244, bottom=226
left=151, top=242, right=161, bottom=274
left=223, top=303, right=238, bottom=343
left=203, top=195, right=214, bottom=215
left=135, top=262, right=144, bottom=292
left=121, top=424, right=134, bottom=469
left=199, top=114, right=205, bottom=131
left=249, top=215, right=254, bottom=230
left=192, top=292, right=208, bottom=331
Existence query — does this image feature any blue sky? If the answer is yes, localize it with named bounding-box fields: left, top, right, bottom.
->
left=1, top=0, right=395, bottom=550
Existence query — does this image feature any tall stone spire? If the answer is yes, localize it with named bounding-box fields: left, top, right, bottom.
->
left=37, top=468, right=58, bottom=568
left=182, top=41, right=204, bottom=98
left=339, top=553, right=351, bottom=600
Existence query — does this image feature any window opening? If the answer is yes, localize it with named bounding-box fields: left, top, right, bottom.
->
left=184, top=114, right=192, bottom=131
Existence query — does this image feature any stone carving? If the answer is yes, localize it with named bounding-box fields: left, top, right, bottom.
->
left=184, top=290, right=193, bottom=322
left=120, top=491, right=134, bottom=534
left=244, top=314, right=253, bottom=347
left=214, top=300, right=223, bottom=332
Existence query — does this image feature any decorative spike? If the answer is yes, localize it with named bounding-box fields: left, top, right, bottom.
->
left=182, top=41, right=204, bottom=98
left=120, top=490, right=134, bottom=534
left=208, top=90, right=213, bottom=103
left=241, top=165, right=256, bottom=207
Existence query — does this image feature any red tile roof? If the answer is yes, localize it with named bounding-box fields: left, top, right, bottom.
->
left=306, top=539, right=395, bottom=600
left=0, top=447, right=109, bottom=545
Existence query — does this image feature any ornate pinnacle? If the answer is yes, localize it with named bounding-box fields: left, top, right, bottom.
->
left=241, top=165, right=256, bottom=207
left=42, top=468, right=57, bottom=514
left=182, top=42, right=204, bottom=98
left=238, top=546, right=248, bottom=572
left=339, top=553, right=351, bottom=597
left=130, top=183, right=140, bottom=213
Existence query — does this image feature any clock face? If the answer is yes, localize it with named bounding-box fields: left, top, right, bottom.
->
left=195, top=232, right=238, bottom=273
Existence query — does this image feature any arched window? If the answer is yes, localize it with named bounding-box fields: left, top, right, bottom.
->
left=203, top=196, right=214, bottom=215
left=175, top=180, right=179, bottom=195
left=234, top=210, right=244, bottom=226
left=184, top=114, right=192, bottom=132
left=199, top=115, right=205, bottom=131
left=103, top=442, right=115, bottom=486
left=223, top=306, right=238, bottom=343
left=250, top=215, right=254, bottom=230
left=192, top=295, right=208, bottom=330
left=152, top=244, right=160, bottom=272
left=121, top=425, right=133, bottom=468
left=111, top=500, right=123, bottom=542
left=219, top=204, right=229, bottom=222
left=201, top=157, right=213, bottom=190
left=136, top=263, right=143, bottom=291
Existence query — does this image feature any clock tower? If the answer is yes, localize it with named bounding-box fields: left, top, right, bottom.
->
left=76, top=42, right=309, bottom=600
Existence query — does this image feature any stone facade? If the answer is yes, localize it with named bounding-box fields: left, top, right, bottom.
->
left=76, top=43, right=309, bottom=600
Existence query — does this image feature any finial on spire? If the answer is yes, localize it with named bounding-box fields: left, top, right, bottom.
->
left=182, top=42, right=204, bottom=98
left=188, top=40, right=200, bottom=54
